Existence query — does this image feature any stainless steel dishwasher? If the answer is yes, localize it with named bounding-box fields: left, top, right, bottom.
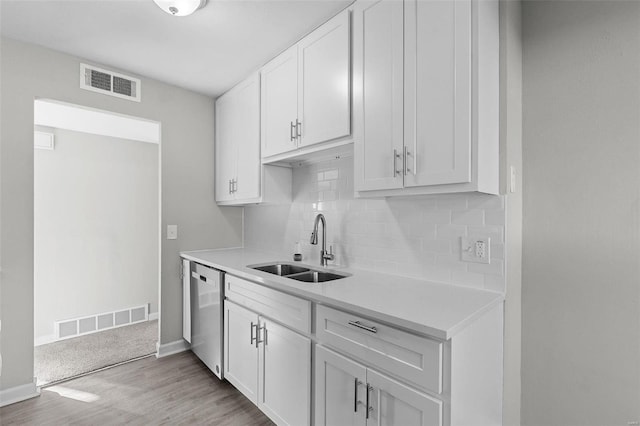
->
left=190, top=262, right=224, bottom=379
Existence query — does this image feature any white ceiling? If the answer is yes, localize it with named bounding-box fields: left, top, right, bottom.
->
left=0, top=0, right=352, bottom=98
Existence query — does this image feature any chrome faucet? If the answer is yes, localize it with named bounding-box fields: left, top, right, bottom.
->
left=310, top=213, right=334, bottom=266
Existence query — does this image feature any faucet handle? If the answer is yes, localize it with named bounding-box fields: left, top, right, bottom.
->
left=325, top=245, right=335, bottom=261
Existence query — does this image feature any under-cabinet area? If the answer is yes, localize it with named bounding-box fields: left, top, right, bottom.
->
left=181, top=249, right=504, bottom=426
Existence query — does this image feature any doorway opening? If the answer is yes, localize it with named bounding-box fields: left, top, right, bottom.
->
left=33, top=99, right=162, bottom=387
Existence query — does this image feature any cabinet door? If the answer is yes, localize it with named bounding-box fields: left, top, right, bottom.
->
left=353, top=0, right=404, bottom=192
left=261, top=46, right=299, bottom=158
left=298, top=9, right=351, bottom=148
left=404, top=0, right=472, bottom=187
left=367, top=369, right=442, bottom=426
left=259, top=318, right=311, bottom=426
left=182, top=259, right=191, bottom=343
left=233, top=73, right=261, bottom=201
left=315, top=345, right=367, bottom=426
left=215, top=89, right=238, bottom=202
left=224, top=300, right=259, bottom=404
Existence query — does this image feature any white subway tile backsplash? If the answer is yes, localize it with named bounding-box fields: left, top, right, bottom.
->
left=451, top=209, right=485, bottom=226
left=317, top=180, right=331, bottom=191
left=484, top=209, right=506, bottom=226
left=469, top=225, right=504, bottom=242
left=467, top=193, right=505, bottom=210
left=436, top=224, right=467, bottom=239
left=452, top=271, right=486, bottom=289
left=422, top=210, right=452, bottom=225
left=323, top=169, right=339, bottom=180
left=422, top=239, right=452, bottom=254
left=436, top=194, right=468, bottom=210
left=244, top=157, right=506, bottom=292
left=468, top=259, right=504, bottom=276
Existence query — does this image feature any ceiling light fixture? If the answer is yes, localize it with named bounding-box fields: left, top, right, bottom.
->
left=153, top=0, right=207, bottom=17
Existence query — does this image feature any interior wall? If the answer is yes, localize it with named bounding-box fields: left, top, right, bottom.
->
left=0, top=37, right=243, bottom=393
left=522, top=1, right=640, bottom=424
left=500, top=0, right=523, bottom=424
left=34, top=128, right=159, bottom=344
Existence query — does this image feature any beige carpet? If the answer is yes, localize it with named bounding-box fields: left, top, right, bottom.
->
left=35, top=320, right=158, bottom=387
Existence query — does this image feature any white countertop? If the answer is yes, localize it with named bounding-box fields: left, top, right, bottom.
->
left=181, top=248, right=504, bottom=340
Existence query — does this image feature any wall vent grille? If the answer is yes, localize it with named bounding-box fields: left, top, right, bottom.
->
left=53, top=304, right=149, bottom=342
left=80, top=63, right=141, bottom=102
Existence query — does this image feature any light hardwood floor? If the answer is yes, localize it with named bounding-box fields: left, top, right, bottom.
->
left=0, top=351, right=274, bottom=425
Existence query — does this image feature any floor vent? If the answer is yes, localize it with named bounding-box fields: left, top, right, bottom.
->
left=54, top=304, right=149, bottom=341
left=80, top=63, right=141, bottom=102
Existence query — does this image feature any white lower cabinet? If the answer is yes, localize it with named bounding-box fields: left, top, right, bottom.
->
left=315, top=345, right=442, bottom=426
left=224, top=300, right=259, bottom=403
left=224, top=300, right=311, bottom=425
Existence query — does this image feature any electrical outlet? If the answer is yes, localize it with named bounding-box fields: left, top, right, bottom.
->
left=461, top=237, right=491, bottom=264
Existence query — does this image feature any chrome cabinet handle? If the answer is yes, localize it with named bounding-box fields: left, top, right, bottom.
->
left=233, top=178, right=237, bottom=193
left=296, top=119, right=302, bottom=144
left=366, top=384, right=373, bottom=419
left=393, top=149, right=402, bottom=177
left=250, top=321, right=257, bottom=345
left=290, top=121, right=296, bottom=142
left=348, top=320, right=377, bottom=334
left=404, top=146, right=412, bottom=175
left=354, top=379, right=363, bottom=412
left=228, top=179, right=232, bottom=194
left=256, top=325, right=265, bottom=347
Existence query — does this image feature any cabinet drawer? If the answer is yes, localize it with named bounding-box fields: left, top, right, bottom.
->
left=316, top=305, right=443, bottom=394
left=225, top=275, right=311, bottom=334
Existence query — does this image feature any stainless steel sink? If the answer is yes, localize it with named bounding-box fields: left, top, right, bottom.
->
left=248, top=262, right=349, bottom=283
left=287, top=271, right=347, bottom=283
left=251, top=263, right=310, bottom=276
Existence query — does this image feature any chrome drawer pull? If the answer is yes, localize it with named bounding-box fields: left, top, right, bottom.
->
left=348, top=320, right=377, bottom=334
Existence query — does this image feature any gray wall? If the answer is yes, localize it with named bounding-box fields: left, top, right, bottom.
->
left=34, top=129, right=159, bottom=343
left=0, top=37, right=243, bottom=391
left=500, top=1, right=523, bottom=424
left=522, top=1, right=640, bottom=424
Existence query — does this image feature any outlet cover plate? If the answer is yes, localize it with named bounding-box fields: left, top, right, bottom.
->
left=461, top=237, right=490, bottom=264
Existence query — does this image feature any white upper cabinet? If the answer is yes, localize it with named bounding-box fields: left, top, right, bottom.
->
left=261, top=46, right=299, bottom=158
left=297, top=9, right=351, bottom=149
left=215, top=73, right=260, bottom=203
left=352, top=0, right=404, bottom=191
left=216, top=73, right=292, bottom=206
left=261, top=8, right=352, bottom=161
left=404, top=0, right=472, bottom=188
left=354, top=0, right=499, bottom=196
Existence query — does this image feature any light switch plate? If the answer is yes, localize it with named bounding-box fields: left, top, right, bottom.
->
left=167, top=225, right=178, bottom=240
left=461, top=237, right=490, bottom=264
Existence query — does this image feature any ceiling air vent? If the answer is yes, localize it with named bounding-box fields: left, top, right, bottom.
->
left=80, top=63, right=141, bottom=102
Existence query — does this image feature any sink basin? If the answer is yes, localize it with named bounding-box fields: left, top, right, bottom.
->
left=288, top=271, right=348, bottom=283
left=251, top=263, right=310, bottom=276
left=248, top=262, right=350, bottom=283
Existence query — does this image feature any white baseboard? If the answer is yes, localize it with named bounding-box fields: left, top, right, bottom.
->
left=148, top=312, right=159, bottom=321
left=156, top=339, right=190, bottom=358
left=0, top=379, right=40, bottom=407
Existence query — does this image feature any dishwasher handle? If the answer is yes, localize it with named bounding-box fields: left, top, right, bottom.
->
left=191, top=271, right=208, bottom=282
